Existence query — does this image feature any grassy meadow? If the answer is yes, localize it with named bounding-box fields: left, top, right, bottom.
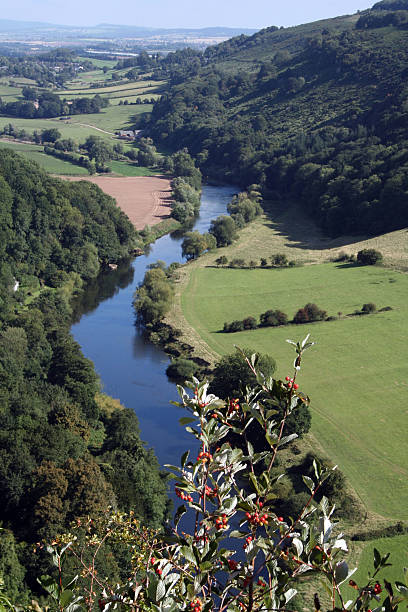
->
left=170, top=206, right=408, bottom=523
left=0, top=140, right=89, bottom=174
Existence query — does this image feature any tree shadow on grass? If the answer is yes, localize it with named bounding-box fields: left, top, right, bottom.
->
left=262, top=201, right=373, bottom=252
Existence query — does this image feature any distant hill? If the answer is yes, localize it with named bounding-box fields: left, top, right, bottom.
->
left=0, top=18, right=257, bottom=40
left=147, top=7, right=408, bottom=236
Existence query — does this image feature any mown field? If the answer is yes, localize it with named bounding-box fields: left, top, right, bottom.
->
left=180, top=261, right=408, bottom=520
left=170, top=202, right=408, bottom=529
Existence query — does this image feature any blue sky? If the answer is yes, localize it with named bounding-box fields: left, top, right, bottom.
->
left=2, top=0, right=375, bottom=29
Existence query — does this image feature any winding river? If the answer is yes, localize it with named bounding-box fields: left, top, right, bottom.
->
left=71, top=185, right=236, bottom=475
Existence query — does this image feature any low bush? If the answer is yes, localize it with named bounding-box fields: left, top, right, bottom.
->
left=166, top=357, right=198, bottom=380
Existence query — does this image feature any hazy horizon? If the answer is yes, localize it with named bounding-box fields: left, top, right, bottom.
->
left=1, top=1, right=375, bottom=30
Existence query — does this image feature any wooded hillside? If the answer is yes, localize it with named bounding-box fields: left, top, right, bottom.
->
left=0, top=151, right=169, bottom=601
left=148, top=6, right=408, bottom=235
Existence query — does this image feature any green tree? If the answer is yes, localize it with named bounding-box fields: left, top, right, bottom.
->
left=209, top=215, right=237, bottom=247
left=357, top=248, right=383, bottom=265
left=41, top=128, right=61, bottom=143
left=210, top=347, right=276, bottom=399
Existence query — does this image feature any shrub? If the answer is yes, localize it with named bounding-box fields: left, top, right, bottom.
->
left=230, top=258, right=246, bottom=268
left=210, top=347, right=276, bottom=399
left=293, top=307, right=309, bottom=324
left=223, top=319, right=245, bottom=333
left=166, top=358, right=198, bottom=380
left=242, top=316, right=257, bottom=330
left=357, top=248, right=383, bottom=265
left=270, top=253, right=288, bottom=266
left=361, top=302, right=377, bottom=314
left=260, top=309, right=288, bottom=327
left=215, top=255, right=228, bottom=266
left=294, top=303, right=327, bottom=323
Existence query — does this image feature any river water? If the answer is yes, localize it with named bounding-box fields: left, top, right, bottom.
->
left=71, top=185, right=236, bottom=472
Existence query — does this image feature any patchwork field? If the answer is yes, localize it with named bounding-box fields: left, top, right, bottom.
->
left=62, top=175, right=173, bottom=229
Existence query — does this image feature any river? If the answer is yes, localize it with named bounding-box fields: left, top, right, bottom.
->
left=71, top=185, right=236, bottom=474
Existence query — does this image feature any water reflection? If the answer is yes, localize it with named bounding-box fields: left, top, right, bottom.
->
left=72, top=260, right=134, bottom=322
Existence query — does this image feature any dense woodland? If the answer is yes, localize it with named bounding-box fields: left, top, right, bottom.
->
left=0, top=150, right=169, bottom=601
left=146, top=0, right=408, bottom=236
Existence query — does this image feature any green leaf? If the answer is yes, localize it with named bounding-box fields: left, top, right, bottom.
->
left=181, top=450, right=190, bottom=467
left=174, top=504, right=187, bottom=528
left=37, top=575, right=58, bottom=599
left=249, top=472, right=261, bottom=495
left=229, top=530, right=248, bottom=538
left=156, top=580, right=166, bottom=601
left=302, top=475, right=315, bottom=492
left=179, top=417, right=196, bottom=426
left=60, top=590, right=74, bottom=607
left=181, top=546, right=198, bottom=565
left=199, top=561, right=213, bottom=572
left=374, top=547, right=381, bottom=569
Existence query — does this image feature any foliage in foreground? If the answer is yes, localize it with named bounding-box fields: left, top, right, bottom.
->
left=10, top=336, right=408, bottom=612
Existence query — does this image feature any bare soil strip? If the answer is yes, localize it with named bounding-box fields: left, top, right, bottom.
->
left=61, top=175, right=173, bottom=229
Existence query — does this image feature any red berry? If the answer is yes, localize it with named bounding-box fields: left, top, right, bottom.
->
left=277, top=516, right=284, bottom=522
left=293, top=383, right=299, bottom=390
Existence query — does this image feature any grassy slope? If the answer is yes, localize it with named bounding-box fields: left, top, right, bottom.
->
left=170, top=207, right=408, bottom=521
left=181, top=263, right=408, bottom=519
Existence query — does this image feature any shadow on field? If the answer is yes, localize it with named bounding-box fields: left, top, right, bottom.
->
left=262, top=202, right=370, bottom=252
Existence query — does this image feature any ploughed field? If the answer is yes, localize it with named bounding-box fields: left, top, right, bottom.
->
left=180, top=261, right=408, bottom=521
left=62, top=175, right=172, bottom=229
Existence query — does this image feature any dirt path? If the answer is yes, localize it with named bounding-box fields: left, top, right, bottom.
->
left=75, top=123, right=116, bottom=136
left=61, top=175, right=173, bottom=230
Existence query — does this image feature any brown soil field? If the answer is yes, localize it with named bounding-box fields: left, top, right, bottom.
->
left=61, top=175, right=173, bottom=229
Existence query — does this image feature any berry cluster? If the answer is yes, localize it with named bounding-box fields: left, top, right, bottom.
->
left=243, top=535, right=253, bottom=549
left=175, top=487, right=193, bottom=503
left=197, top=450, right=212, bottom=463
left=189, top=599, right=202, bottom=612
left=202, top=484, right=217, bottom=498
left=245, top=511, right=269, bottom=526
left=227, top=558, right=239, bottom=571
left=243, top=575, right=252, bottom=588
left=374, top=582, right=382, bottom=595
left=227, top=398, right=240, bottom=415
left=214, top=514, right=228, bottom=530
left=285, top=376, right=299, bottom=390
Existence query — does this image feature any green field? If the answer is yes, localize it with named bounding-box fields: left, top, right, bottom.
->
left=0, top=141, right=88, bottom=175
left=180, top=262, right=408, bottom=520
left=0, top=104, right=150, bottom=142
left=347, top=535, right=408, bottom=594
left=108, top=160, right=157, bottom=176
left=59, top=80, right=164, bottom=96
left=77, top=57, right=118, bottom=69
